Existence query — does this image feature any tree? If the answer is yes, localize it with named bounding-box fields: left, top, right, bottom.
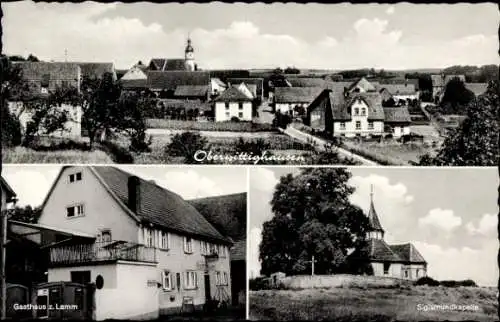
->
left=382, top=97, right=396, bottom=107
left=79, top=72, right=122, bottom=149
left=440, top=77, right=475, bottom=114
left=164, top=131, right=208, bottom=164
left=3, top=205, right=41, bottom=224
left=284, top=66, right=300, bottom=74
left=27, top=54, right=39, bottom=62
left=416, top=81, right=498, bottom=166
left=259, top=168, right=370, bottom=276
left=117, top=91, right=153, bottom=152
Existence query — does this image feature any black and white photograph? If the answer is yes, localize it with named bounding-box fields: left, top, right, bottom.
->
left=1, top=2, right=498, bottom=165
left=0, top=165, right=247, bottom=320
left=248, top=167, right=498, bottom=321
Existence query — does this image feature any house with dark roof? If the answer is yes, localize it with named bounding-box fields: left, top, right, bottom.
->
left=173, top=85, right=210, bottom=102
left=348, top=77, right=378, bottom=93
left=120, top=62, right=148, bottom=81
left=213, top=87, right=253, bottom=122
left=9, top=62, right=84, bottom=138
left=187, top=193, right=246, bottom=308
left=274, top=87, right=323, bottom=115
left=77, top=62, right=116, bottom=80
left=147, top=71, right=211, bottom=98
left=210, top=78, right=228, bottom=97
left=226, top=78, right=264, bottom=100
left=307, top=88, right=411, bottom=138
left=349, top=187, right=427, bottom=280
left=148, top=37, right=197, bottom=72
left=36, top=166, right=234, bottom=320
left=378, top=83, right=418, bottom=103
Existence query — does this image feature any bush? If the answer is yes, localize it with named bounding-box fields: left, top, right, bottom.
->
left=230, top=116, right=240, bottom=122
left=249, top=277, right=270, bottom=291
left=99, top=140, right=134, bottom=164
left=1, top=104, right=22, bottom=147
left=440, top=279, right=477, bottom=287
left=415, top=276, right=440, bottom=287
left=164, top=131, right=208, bottom=164
left=28, top=139, right=90, bottom=152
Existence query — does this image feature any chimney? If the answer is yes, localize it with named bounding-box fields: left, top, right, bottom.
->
left=127, top=176, right=141, bottom=213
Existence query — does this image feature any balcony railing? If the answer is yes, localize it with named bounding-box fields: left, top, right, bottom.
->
left=49, top=240, right=157, bottom=266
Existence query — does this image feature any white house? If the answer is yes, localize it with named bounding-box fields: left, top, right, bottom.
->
left=274, top=87, right=323, bottom=115
left=37, top=166, right=233, bottom=320
left=213, top=87, right=253, bottom=122
left=120, top=63, right=148, bottom=81
left=379, top=83, right=418, bottom=102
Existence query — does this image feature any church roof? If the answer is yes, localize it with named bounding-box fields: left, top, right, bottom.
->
left=367, top=188, right=384, bottom=232
left=389, top=243, right=427, bottom=264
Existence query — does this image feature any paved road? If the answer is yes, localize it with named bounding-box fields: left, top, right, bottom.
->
left=281, top=126, right=379, bottom=166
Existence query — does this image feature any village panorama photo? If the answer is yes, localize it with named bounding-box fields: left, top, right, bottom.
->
left=248, top=167, right=498, bottom=321
left=0, top=165, right=247, bottom=320
left=0, top=2, right=498, bottom=165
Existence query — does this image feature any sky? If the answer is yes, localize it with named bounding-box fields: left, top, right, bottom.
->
left=1, top=165, right=247, bottom=207
left=249, top=167, right=499, bottom=287
left=2, top=2, right=498, bottom=70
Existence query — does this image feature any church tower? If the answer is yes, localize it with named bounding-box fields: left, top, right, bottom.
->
left=366, top=185, right=385, bottom=240
left=184, top=36, right=195, bottom=71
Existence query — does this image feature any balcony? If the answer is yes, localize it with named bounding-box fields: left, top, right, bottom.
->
left=49, top=240, right=157, bottom=266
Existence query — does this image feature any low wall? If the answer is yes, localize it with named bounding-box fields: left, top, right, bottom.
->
left=280, top=274, right=410, bottom=290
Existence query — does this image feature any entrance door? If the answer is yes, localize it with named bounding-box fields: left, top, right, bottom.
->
left=204, top=273, right=211, bottom=302
left=36, top=289, right=49, bottom=318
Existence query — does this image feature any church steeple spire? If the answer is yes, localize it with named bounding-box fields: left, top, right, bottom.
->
left=367, top=185, right=385, bottom=240
left=184, top=33, right=195, bottom=71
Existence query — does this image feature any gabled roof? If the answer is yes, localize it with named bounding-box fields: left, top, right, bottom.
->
left=165, top=59, right=188, bottom=71
left=348, top=77, right=377, bottom=92
left=227, top=78, right=263, bottom=96
left=366, top=239, right=402, bottom=262
left=465, top=83, right=488, bottom=96
left=120, top=78, right=148, bottom=89
left=286, top=77, right=327, bottom=88
left=383, top=107, right=412, bottom=123
left=211, top=77, right=227, bottom=88
left=40, top=166, right=230, bottom=244
left=149, top=58, right=167, bottom=71
left=214, top=86, right=253, bottom=102
left=187, top=192, right=247, bottom=261
left=76, top=62, right=115, bottom=79
left=13, top=61, right=80, bottom=82
left=174, top=85, right=209, bottom=97
left=346, top=92, right=385, bottom=121
left=389, top=243, right=427, bottom=264
left=1, top=177, right=17, bottom=201
left=147, top=71, right=210, bottom=91
left=306, top=88, right=348, bottom=120
left=274, top=87, right=323, bottom=103
left=233, top=82, right=256, bottom=99
left=379, top=84, right=417, bottom=95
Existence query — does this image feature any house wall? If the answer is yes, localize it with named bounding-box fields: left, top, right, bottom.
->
left=214, top=102, right=252, bottom=122
left=332, top=100, right=384, bottom=137
left=121, top=67, right=147, bottom=80
left=387, top=124, right=411, bottom=138
left=401, top=264, right=427, bottom=280
left=38, top=166, right=139, bottom=242
left=152, top=233, right=231, bottom=314
left=275, top=102, right=308, bottom=115
left=8, top=102, right=83, bottom=138
left=393, top=94, right=418, bottom=102
left=210, top=79, right=226, bottom=96
left=371, top=262, right=403, bottom=278
left=48, top=262, right=159, bottom=321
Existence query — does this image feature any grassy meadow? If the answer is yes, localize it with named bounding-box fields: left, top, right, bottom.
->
left=250, top=286, right=497, bottom=322
left=2, top=147, right=113, bottom=164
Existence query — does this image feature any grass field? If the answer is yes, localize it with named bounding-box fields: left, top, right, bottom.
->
left=250, top=286, right=497, bottom=321
left=146, top=118, right=275, bottom=132
left=342, top=140, right=433, bottom=165
left=2, top=147, right=113, bottom=163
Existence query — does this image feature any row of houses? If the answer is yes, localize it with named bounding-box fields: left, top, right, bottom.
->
left=0, top=167, right=246, bottom=320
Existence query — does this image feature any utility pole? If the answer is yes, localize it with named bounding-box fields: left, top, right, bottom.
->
left=306, top=255, right=317, bottom=276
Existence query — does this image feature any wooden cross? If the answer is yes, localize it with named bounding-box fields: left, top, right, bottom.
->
left=306, top=255, right=317, bottom=276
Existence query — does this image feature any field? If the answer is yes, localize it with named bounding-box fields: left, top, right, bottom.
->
left=146, top=119, right=274, bottom=132
left=250, top=286, right=497, bottom=321
left=2, top=147, right=113, bottom=164
left=341, top=140, right=433, bottom=165
left=113, top=131, right=316, bottom=164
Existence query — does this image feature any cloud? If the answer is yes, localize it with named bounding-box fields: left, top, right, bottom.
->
left=386, top=6, right=395, bottom=15
left=466, top=213, right=497, bottom=235
left=2, top=167, right=59, bottom=207
left=413, top=240, right=497, bottom=286
left=3, top=2, right=498, bottom=70
left=248, top=227, right=263, bottom=278
left=159, top=170, right=224, bottom=199
left=250, top=168, right=278, bottom=193
left=418, top=208, right=462, bottom=232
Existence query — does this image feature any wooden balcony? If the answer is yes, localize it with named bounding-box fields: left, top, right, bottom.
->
left=49, top=240, right=157, bottom=266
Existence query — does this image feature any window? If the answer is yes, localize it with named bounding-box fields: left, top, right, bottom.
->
left=200, top=241, right=208, bottom=255
left=361, top=108, right=366, bottom=116
left=219, top=245, right=226, bottom=258
left=225, top=102, right=229, bottom=109
left=209, top=243, right=217, bottom=255
left=184, top=237, right=193, bottom=254
left=368, top=122, right=374, bottom=130
left=162, top=271, right=173, bottom=291
left=159, top=232, right=170, bottom=250
left=383, top=263, right=390, bottom=275
left=66, top=204, right=84, bottom=218
left=68, top=172, right=82, bottom=183
left=416, top=269, right=420, bottom=278
left=339, top=122, right=346, bottom=130
left=354, top=108, right=359, bottom=116
left=216, top=271, right=221, bottom=285
left=238, top=102, right=243, bottom=110
left=238, top=112, right=243, bottom=118
left=225, top=112, right=230, bottom=118
left=355, top=121, right=361, bottom=130
left=223, top=272, right=228, bottom=285
left=100, top=229, right=112, bottom=242
left=144, top=228, right=154, bottom=247
left=404, top=270, right=409, bottom=278
left=184, top=271, right=197, bottom=289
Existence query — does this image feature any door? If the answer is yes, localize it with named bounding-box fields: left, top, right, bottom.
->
left=204, top=273, right=211, bottom=302
left=36, top=289, right=49, bottom=319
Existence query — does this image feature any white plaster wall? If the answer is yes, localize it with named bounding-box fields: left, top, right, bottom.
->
left=38, top=166, right=139, bottom=242
left=121, top=67, right=147, bottom=80
left=215, top=102, right=252, bottom=122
